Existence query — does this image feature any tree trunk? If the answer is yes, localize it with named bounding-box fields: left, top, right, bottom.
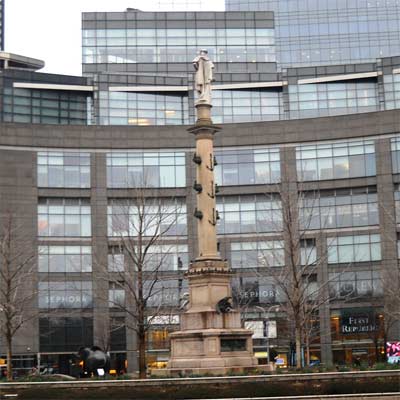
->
left=295, top=329, right=302, bottom=369
left=305, top=335, right=310, bottom=366
left=6, top=334, right=12, bottom=381
left=138, top=331, right=146, bottom=379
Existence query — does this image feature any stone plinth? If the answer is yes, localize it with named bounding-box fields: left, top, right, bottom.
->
left=163, top=259, right=259, bottom=376
left=165, top=325, right=259, bottom=376
left=168, top=328, right=257, bottom=369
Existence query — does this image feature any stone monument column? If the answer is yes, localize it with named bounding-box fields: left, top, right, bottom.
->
left=162, top=50, right=261, bottom=376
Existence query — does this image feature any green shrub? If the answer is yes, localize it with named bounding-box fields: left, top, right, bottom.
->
left=373, top=362, right=400, bottom=370
left=336, top=365, right=351, bottom=372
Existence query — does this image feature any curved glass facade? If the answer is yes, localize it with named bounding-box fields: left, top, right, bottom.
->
left=296, top=140, right=376, bottom=181
left=215, top=147, right=281, bottom=185
left=6, top=0, right=400, bottom=372
left=106, top=151, right=186, bottom=188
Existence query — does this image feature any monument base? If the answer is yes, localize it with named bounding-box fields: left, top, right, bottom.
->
left=156, top=257, right=263, bottom=377
left=155, top=325, right=261, bottom=377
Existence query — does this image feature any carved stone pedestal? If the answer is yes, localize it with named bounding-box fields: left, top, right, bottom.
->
left=157, top=260, right=260, bottom=377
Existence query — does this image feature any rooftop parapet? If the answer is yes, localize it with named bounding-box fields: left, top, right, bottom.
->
left=0, top=52, right=44, bottom=71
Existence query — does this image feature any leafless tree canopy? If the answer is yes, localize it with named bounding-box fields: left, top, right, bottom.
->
left=232, top=186, right=358, bottom=367
left=100, top=186, right=187, bottom=377
left=0, top=212, right=36, bottom=380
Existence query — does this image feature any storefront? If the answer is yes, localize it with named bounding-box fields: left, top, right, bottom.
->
left=146, top=315, right=180, bottom=370
left=331, top=308, right=385, bottom=365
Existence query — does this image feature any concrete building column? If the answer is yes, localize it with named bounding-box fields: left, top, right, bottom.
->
left=0, top=150, right=39, bottom=355
left=91, top=152, right=110, bottom=351
left=375, top=138, right=399, bottom=340
left=316, top=233, right=333, bottom=367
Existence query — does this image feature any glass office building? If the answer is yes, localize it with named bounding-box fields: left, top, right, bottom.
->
left=4, top=5, right=400, bottom=126
left=226, top=0, right=400, bottom=68
left=1, top=109, right=397, bottom=372
left=1, top=1, right=400, bottom=374
left=78, top=8, right=400, bottom=126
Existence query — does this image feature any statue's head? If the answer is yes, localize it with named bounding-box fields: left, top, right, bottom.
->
left=200, top=49, right=208, bottom=55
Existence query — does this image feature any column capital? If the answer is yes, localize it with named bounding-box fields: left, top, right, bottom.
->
left=187, top=124, right=221, bottom=138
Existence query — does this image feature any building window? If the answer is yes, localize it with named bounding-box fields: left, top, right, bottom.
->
left=3, top=87, right=89, bottom=125
left=327, top=234, right=381, bottom=264
left=212, top=89, right=282, bottom=124
left=299, top=187, right=379, bottom=230
left=82, top=27, right=275, bottom=65
left=108, top=247, right=125, bottom=272
left=108, top=244, right=187, bottom=272
left=107, top=198, right=187, bottom=237
left=300, top=239, right=316, bottom=265
left=38, top=245, right=92, bottom=273
left=39, top=317, right=93, bottom=352
left=99, top=91, right=189, bottom=126
left=296, top=139, right=376, bottom=181
left=217, top=194, right=282, bottom=234
left=289, top=81, right=378, bottom=119
left=390, top=137, right=400, bottom=173
left=384, top=75, right=400, bottom=111
left=231, top=240, right=285, bottom=269
left=109, top=283, right=125, bottom=308
left=38, top=281, right=93, bottom=308
left=214, top=147, right=280, bottom=186
left=392, top=185, right=400, bottom=222
left=37, top=152, right=91, bottom=188
left=329, top=271, right=382, bottom=299
left=144, top=244, right=188, bottom=271
left=106, top=151, right=186, bottom=188
left=38, top=198, right=91, bottom=237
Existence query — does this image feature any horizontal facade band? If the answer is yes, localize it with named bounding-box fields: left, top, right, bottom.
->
left=108, top=81, right=284, bottom=92
left=0, top=51, right=45, bottom=70
left=13, top=82, right=94, bottom=91
left=109, top=85, right=189, bottom=92
left=298, top=71, right=379, bottom=85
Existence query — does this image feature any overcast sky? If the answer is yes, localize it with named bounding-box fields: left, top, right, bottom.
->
left=6, top=0, right=224, bottom=76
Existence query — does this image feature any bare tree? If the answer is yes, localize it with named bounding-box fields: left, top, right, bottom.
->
left=0, top=212, right=36, bottom=380
left=101, top=186, right=186, bottom=378
left=254, top=188, right=344, bottom=368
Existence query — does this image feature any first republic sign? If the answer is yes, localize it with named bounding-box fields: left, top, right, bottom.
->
left=340, top=309, right=378, bottom=335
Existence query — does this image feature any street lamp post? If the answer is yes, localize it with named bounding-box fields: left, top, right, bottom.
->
left=256, top=305, right=280, bottom=364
